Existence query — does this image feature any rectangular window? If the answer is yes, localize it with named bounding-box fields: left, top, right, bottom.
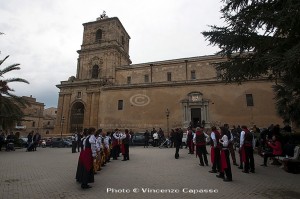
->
left=246, top=94, right=254, bottom=106
left=144, top=75, right=149, bottom=83
left=118, top=100, right=123, bottom=110
left=167, top=72, right=172, bottom=81
left=77, top=92, right=82, bottom=98
left=32, top=121, right=35, bottom=127
left=127, top=76, right=131, bottom=84
left=191, top=70, right=196, bottom=80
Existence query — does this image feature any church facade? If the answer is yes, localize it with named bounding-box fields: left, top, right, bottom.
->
left=54, top=16, right=281, bottom=135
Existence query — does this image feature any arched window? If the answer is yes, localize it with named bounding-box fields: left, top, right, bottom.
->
left=91, top=65, right=99, bottom=78
left=96, top=29, right=102, bottom=42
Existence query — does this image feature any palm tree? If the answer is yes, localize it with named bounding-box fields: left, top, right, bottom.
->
left=0, top=55, right=29, bottom=130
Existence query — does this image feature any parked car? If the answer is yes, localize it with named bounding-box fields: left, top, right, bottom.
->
left=45, top=137, right=53, bottom=147
left=18, top=137, right=28, bottom=148
left=131, top=132, right=145, bottom=146
left=51, top=138, right=72, bottom=148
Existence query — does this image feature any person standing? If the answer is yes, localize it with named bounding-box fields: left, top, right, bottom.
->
left=144, top=130, right=150, bottom=148
left=218, top=128, right=232, bottom=182
left=26, top=131, right=33, bottom=152
left=153, top=131, right=159, bottom=147
left=95, top=129, right=103, bottom=172
left=187, top=128, right=194, bottom=154
left=209, top=126, right=221, bottom=173
left=77, top=131, right=82, bottom=152
left=193, top=127, right=208, bottom=166
left=112, top=129, right=122, bottom=160
left=224, top=124, right=238, bottom=166
left=121, top=129, right=131, bottom=161
left=240, top=125, right=255, bottom=173
left=76, top=127, right=96, bottom=189
left=174, top=128, right=183, bottom=159
left=33, top=132, right=41, bottom=151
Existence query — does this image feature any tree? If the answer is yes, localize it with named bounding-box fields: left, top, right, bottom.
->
left=202, top=0, right=300, bottom=126
left=0, top=55, right=29, bottom=130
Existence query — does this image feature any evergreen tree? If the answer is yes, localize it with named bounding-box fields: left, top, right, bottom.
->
left=202, top=0, right=300, bottom=126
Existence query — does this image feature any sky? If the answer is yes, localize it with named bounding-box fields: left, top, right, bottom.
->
left=0, top=0, right=224, bottom=108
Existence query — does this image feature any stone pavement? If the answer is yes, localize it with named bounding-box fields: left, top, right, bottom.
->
left=0, top=146, right=299, bottom=199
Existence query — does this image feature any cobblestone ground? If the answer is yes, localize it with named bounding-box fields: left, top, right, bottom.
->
left=0, top=146, right=299, bottom=199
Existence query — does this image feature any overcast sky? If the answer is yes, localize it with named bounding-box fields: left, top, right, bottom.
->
left=0, top=0, right=224, bottom=108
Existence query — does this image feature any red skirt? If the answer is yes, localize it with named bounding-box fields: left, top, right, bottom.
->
left=220, top=150, right=228, bottom=172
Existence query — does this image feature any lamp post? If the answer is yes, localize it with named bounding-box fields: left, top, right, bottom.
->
left=60, top=116, right=65, bottom=139
left=165, top=109, right=170, bottom=137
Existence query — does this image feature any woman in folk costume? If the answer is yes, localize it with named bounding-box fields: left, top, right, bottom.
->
left=95, top=129, right=103, bottom=172
left=217, top=127, right=232, bottom=182
left=121, top=129, right=130, bottom=161
left=112, top=129, right=122, bottom=160
left=104, top=132, right=111, bottom=163
left=76, top=127, right=97, bottom=189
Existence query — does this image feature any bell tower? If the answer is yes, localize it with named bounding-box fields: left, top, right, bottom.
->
left=76, top=13, right=131, bottom=82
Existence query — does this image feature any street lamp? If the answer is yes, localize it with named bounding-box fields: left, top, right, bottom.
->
left=165, top=109, right=170, bottom=137
left=61, top=116, right=65, bottom=139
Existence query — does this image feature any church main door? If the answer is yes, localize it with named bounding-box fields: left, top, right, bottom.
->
left=70, top=102, right=85, bottom=133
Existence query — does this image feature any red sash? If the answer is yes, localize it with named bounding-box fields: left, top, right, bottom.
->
left=241, top=146, right=246, bottom=163
left=210, top=147, right=215, bottom=164
left=220, top=150, right=228, bottom=172
left=121, top=144, right=125, bottom=155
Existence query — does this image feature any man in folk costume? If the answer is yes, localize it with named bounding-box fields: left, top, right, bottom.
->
left=240, top=125, right=255, bottom=173
left=76, top=127, right=97, bottom=189
left=186, top=127, right=194, bottom=154
left=95, top=129, right=103, bottom=172
left=209, top=126, right=221, bottom=173
left=217, top=127, right=232, bottom=182
left=121, top=129, right=131, bottom=161
left=193, top=127, right=209, bottom=166
left=112, top=129, right=122, bottom=160
left=224, top=124, right=238, bottom=166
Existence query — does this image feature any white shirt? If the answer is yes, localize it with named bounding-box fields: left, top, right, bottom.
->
left=89, top=135, right=97, bottom=158
left=104, top=136, right=110, bottom=148
left=96, top=136, right=103, bottom=152
left=153, top=133, right=158, bottom=140
left=240, top=130, right=245, bottom=148
left=210, top=131, right=217, bottom=147
left=220, top=134, right=229, bottom=148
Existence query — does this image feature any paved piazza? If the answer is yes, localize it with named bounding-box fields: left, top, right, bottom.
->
left=0, top=146, right=299, bottom=199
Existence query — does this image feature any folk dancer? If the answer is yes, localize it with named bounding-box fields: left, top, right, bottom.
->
left=193, top=127, right=209, bottom=166
left=104, top=132, right=111, bottom=163
left=121, top=129, right=131, bottom=161
left=75, top=127, right=97, bottom=189
left=240, top=125, right=255, bottom=173
left=224, top=124, right=238, bottom=166
left=209, top=126, right=221, bottom=173
left=112, top=129, right=122, bottom=160
left=95, top=129, right=103, bottom=172
left=217, top=127, right=232, bottom=182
